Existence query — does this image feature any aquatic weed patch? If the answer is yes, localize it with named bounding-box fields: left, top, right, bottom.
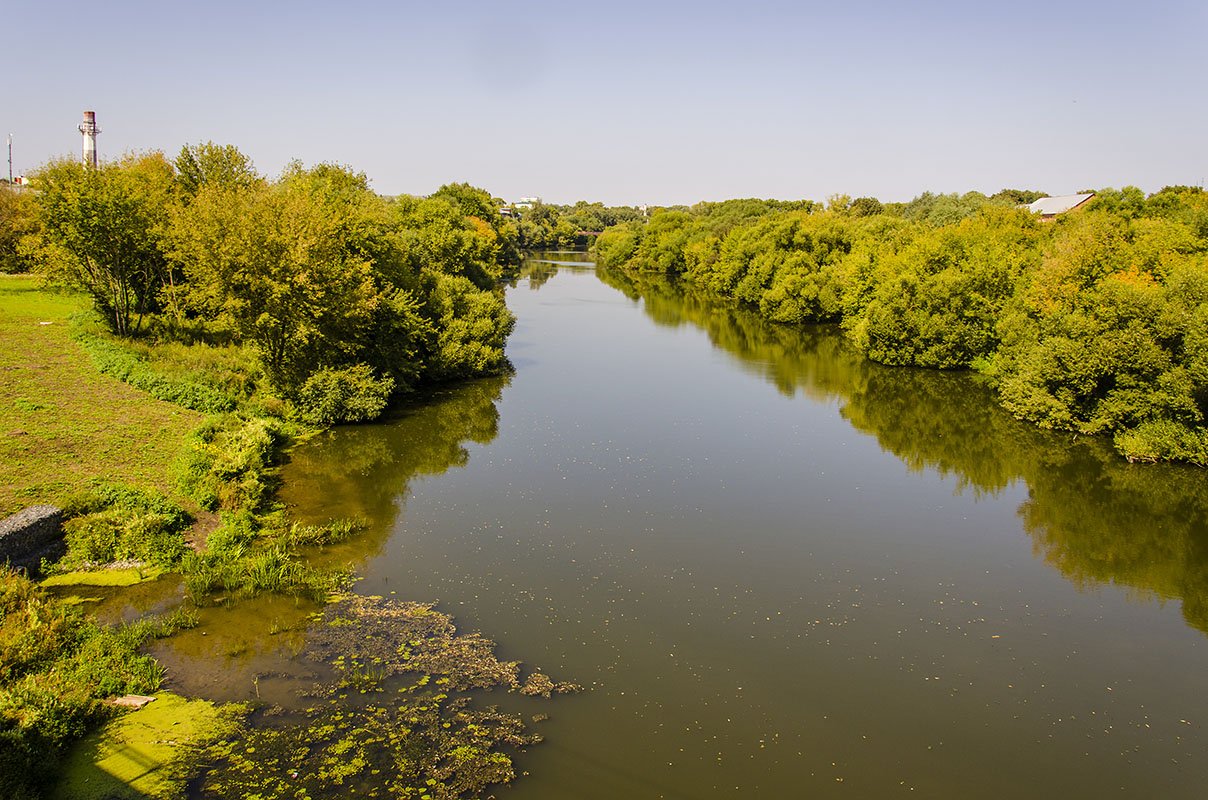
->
left=40, top=567, right=164, bottom=588
left=194, top=596, right=580, bottom=799
left=200, top=698, right=532, bottom=799
left=309, top=597, right=523, bottom=692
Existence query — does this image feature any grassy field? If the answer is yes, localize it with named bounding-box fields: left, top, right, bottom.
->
left=0, top=275, right=202, bottom=517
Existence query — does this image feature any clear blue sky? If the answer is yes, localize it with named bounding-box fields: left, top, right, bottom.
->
left=6, top=0, right=1205, bottom=205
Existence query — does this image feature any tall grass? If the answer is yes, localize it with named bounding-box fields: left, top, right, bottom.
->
left=280, top=517, right=367, bottom=548
left=181, top=544, right=344, bottom=604
left=174, top=414, right=291, bottom=512
left=180, top=511, right=351, bottom=604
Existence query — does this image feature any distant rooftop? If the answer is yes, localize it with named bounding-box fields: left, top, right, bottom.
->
left=1026, top=193, right=1095, bottom=216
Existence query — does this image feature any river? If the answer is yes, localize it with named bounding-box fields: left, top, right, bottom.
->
left=175, top=253, right=1208, bottom=797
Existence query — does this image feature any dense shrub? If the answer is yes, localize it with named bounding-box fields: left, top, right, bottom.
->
left=296, top=364, right=394, bottom=425
left=1115, top=419, right=1208, bottom=465
left=60, top=508, right=185, bottom=569
left=595, top=222, right=643, bottom=269
left=990, top=207, right=1208, bottom=443
left=848, top=208, right=1042, bottom=368
left=0, top=187, right=40, bottom=274
left=423, top=273, right=514, bottom=381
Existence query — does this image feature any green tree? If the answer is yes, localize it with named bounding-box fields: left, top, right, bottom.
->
left=848, top=207, right=1042, bottom=368
left=632, top=210, right=694, bottom=273
left=849, top=197, right=884, bottom=217
left=989, top=189, right=1049, bottom=206
left=595, top=222, right=643, bottom=269
left=900, top=191, right=990, bottom=227
left=0, top=186, right=39, bottom=274
left=167, top=163, right=515, bottom=417
left=33, top=153, right=176, bottom=335
left=174, top=142, right=261, bottom=201
left=422, top=273, right=514, bottom=380
left=167, top=165, right=405, bottom=391
left=990, top=208, right=1208, bottom=460
left=429, top=182, right=520, bottom=266
left=392, top=195, right=506, bottom=290
left=515, top=201, right=576, bottom=250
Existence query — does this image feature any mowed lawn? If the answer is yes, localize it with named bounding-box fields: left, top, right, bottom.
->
left=0, top=276, right=201, bottom=517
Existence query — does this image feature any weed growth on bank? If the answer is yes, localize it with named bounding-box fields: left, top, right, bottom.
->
left=52, top=483, right=194, bottom=571
left=174, top=414, right=291, bottom=513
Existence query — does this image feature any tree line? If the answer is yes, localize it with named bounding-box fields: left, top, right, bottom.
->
left=595, top=187, right=1208, bottom=465
left=1, top=144, right=520, bottom=424
left=507, top=199, right=648, bottom=250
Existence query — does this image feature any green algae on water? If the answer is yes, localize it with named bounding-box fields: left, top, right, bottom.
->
left=51, top=692, right=244, bottom=800
left=42, top=567, right=164, bottom=588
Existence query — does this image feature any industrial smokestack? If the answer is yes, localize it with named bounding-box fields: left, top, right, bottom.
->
left=78, top=110, right=100, bottom=168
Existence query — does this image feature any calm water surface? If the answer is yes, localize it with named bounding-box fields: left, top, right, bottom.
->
left=269, top=256, right=1208, bottom=798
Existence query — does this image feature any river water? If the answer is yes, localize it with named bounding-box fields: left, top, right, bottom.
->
left=245, top=255, right=1207, bottom=797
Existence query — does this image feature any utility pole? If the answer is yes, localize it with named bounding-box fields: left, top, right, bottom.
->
left=6, top=134, right=11, bottom=184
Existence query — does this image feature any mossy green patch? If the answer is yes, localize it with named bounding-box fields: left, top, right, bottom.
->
left=41, top=567, right=164, bottom=588
left=51, top=692, right=245, bottom=800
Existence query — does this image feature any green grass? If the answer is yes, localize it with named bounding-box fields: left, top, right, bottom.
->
left=70, top=326, right=239, bottom=414
left=0, top=276, right=202, bottom=517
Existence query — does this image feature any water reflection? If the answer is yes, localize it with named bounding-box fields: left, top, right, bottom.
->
left=506, top=250, right=596, bottom=291
left=271, top=265, right=1208, bottom=797
left=280, top=374, right=510, bottom=537
left=508, top=259, right=559, bottom=291
left=599, top=267, right=1208, bottom=634
left=150, top=376, right=512, bottom=701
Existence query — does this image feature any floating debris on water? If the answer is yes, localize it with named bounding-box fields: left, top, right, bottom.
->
left=190, top=594, right=580, bottom=799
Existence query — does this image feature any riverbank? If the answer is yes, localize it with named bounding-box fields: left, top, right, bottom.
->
left=594, top=189, right=1208, bottom=465
left=0, top=275, right=290, bottom=798
left=1, top=273, right=570, bottom=800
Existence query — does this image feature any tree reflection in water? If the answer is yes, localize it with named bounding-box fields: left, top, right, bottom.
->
left=599, top=267, right=1208, bottom=635
left=280, top=374, right=511, bottom=562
